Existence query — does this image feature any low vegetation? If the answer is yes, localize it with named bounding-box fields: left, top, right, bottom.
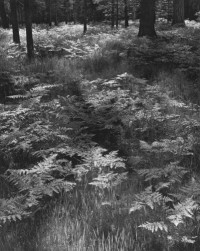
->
left=1, top=20, right=200, bottom=251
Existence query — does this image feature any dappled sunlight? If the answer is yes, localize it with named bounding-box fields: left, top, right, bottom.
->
left=2, top=2, right=200, bottom=249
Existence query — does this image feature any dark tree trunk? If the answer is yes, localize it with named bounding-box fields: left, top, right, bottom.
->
left=116, top=0, right=119, bottom=28
left=0, top=0, right=9, bottom=28
left=124, top=0, right=129, bottom=28
left=45, top=0, right=52, bottom=26
left=132, top=2, right=136, bottom=21
left=111, top=0, right=115, bottom=28
left=167, top=0, right=171, bottom=22
left=54, top=0, right=58, bottom=26
left=64, top=0, right=69, bottom=24
left=138, top=0, right=156, bottom=37
left=24, top=0, right=34, bottom=60
left=10, top=0, right=20, bottom=43
left=83, top=0, right=87, bottom=33
left=184, top=0, right=197, bottom=20
left=172, top=0, right=185, bottom=26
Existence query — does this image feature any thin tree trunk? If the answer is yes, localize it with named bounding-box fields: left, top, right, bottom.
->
left=54, top=0, right=58, bottom=26
left=167, top=0, right=171, bottom=22
left=124, top=0, right=129, bottom=28
left=0, top=0, right=9, bottom=28
left=83, top=0, right=87, bottom=33
left=116, top=0, right=119, bottom=28
left=73, top=2, right=76, bottom=24
left=46, top=0, right=52, bottom=26
left=132, top=2, right=136, bottom=21
left=24, top=0, right=34, bottom=60
left=64, top=0, right=68, bottom=24
left=111, top=0, right=115, bottom=28
left=10, top=0, right=20, bottom=43
left=138, top=0, right=156, bottom=37
left=172, top=0, right=185, bottom=26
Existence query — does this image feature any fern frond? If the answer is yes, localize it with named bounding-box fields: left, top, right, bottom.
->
left=139, top=221, right=168, bottom=233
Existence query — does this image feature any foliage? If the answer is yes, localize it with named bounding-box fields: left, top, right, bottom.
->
left=2, top=22, right=200, bottom=250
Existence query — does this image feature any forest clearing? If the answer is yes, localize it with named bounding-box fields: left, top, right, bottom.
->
left=1, top=0, right=200, bottom=250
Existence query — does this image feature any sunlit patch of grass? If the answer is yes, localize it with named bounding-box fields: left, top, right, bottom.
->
left=24, top=57, right=82, bottom=96
left=32, top=180, right=142, bottom=251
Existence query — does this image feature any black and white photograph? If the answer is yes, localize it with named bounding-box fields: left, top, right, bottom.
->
left=1, top=0, right=200, bottom=250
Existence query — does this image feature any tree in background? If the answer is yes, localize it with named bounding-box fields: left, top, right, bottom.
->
left=54, top=0, right=58, bottom=26
left=111, top=0, right=115, bottom=28
left=83, top=0, right=87, bottom=33
left=24, top=0, right=34, bottom=60
left=138, top=0, right=156, bottom=37
left=0, top=0, right=9, bottom=29
left=10, top=0, right=20, bottom=43
left=185, top=0, right=200, bottom=20
left=116, top=0, right=119, bottom=28
left=124, top=0, right=129, bottom=27
left=172, top=0, right=185, bottom=26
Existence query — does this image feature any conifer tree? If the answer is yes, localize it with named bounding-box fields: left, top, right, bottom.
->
left=172, top=0, right=185, bottom=26
left=24, top=0, right=34, bottom=60
left=0, top=0, right=9, bottom=29
left=138, top=0, right=156, bottom=37
left=10, top=0, right=20, bottom=43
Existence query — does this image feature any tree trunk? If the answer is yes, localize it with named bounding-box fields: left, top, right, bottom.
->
left=138, top=0, right=156, bottom=37
left=64, top=0, right=69, bottom=24
left=124, top=0, right=129, bottom=28
left=132, top=2, right=136, bottom=21
left=172, top=0, right=185, bottom=26
left=83, top=0, right=87, bottom=33
left=116, top=0, right=119, bottom=28
left=24, top=0, right=34, bottom=60
left=0, top=0, right=9, bottom=28
left=10, top=0, right=20, bottom=43
left=111, top=0, right=115, bottom=28
left=54, top=0, right=58, bottom=26
left=45, top=0, right=52, bottom=26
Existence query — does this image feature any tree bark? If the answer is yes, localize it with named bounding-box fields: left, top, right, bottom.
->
left=116, top=0, right=119, bottom=28
left=54, top=0, right=58, bottom=26
left=24, top=0, right=34, bottom=60
left=45, top=0, right=52, bottom=26
left=83, top=0, right=87, bottom=33
left=111, top=0, right=115, bottom=28
left=124, top=0, right=129, bottom=28
left=132, top=1, right=136, bottom=21
left=10, top=0, right=20, bottom=43
left=138, top=0, right=156, bottom=37
left=0, top=0, right=9, bottom=28
left=172, top=0, right=185, bottom=26
left=64, top=0, right=69, bottom=24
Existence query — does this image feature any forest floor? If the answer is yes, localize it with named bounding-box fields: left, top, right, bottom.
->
left=1, top=20, right=200, bottom=251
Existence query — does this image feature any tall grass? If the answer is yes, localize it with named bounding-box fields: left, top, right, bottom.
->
left=1, top=177, right=147, bottom=251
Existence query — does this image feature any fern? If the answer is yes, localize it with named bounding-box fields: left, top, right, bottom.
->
left=139, top=221, right=168, bottom=233
left=167, top=198, right=198, bottom=226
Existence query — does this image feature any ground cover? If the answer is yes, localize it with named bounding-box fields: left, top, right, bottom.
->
left=1, top=20, right=200, bottom=250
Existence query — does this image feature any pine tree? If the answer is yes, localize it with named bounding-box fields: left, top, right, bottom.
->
left=138, top=0, right=156, bottom=37
left=83, top=0, right=87, bottom=33
left=10, top=0, right=20, bottom=43
left=24, top=0, right=34, bottom=60
left=172, top=0, right=185, bottom=26
left=116, top=0, right=119, bottom=28
left=0, top=0, right=9, bottom=29
left=124, top=0, right=129, bottom=28
left=111, top=0, right=115, bottom=28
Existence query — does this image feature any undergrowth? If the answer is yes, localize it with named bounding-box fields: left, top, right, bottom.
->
left=1, top=22, right=200, bottom=251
